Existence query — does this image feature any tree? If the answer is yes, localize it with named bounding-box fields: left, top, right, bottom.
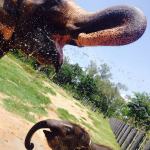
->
left=93, top=75, right=123, bottom=117
left=54, top=57, right=82, bottom=85
left=98, top=63, right=112, bottom=80
left=86, top=61, right=98, bottom=77
left=107, top=97, right=126, bottom=118
left=52, top=57, right=128, bottom=118
left=76, top=75, right=97, bottom=101
left=54, top=62, right=73, bottom=85
left=127, top=92, right=150, bottom=131
left=116, top=82, right=128, bottom=91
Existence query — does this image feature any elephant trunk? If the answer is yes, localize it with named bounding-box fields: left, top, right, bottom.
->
left=24, top=120, right=50, bottom=150
left=74, top=5, right=147, bottom=46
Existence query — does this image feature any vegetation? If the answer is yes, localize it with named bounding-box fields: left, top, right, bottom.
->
left=9, top=50, right=150, bottom=131
left=0, top=54, right=119, bottom=149
left=57, top=107, right=78, bottom=122
left=53, top=59, right=126, bottom=118
left=1, top=50, right=149, bottom=148
left=120, top=92, right=150, bottom=131
left=0, top=54, right=56, bottom=122
left=57, top=107, right=120, bottom=149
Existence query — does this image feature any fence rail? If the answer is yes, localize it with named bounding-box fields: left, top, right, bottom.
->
left=109, top=118, right=150, bottom=150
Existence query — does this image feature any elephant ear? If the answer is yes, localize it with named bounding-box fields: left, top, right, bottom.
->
left=0, top=8, right=15, bottom=40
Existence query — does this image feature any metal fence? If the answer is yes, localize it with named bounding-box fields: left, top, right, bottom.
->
left=109, top=118, right=150, bottom=150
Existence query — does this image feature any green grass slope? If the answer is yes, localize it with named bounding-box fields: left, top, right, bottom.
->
left=0, top=54, right=120, bottom=150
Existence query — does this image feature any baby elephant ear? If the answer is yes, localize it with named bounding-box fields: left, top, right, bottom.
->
left=0, top=8, right=15, bottom=41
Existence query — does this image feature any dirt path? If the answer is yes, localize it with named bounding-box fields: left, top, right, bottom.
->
left=0, top=83, right=93, bottom=150
left=0, top=87, right=90, bottom=150
left=0, top=107, right=50, bottom=150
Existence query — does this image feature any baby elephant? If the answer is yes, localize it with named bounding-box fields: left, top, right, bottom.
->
left=24, top=119, right=112, bottom=150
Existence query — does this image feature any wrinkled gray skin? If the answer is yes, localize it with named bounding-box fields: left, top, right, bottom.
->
left=0, top=0, right=147, bottom=71
left=24, top=119, right=113, bottom=150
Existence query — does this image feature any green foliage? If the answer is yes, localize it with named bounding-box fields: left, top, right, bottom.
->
left=10, top=51, right=124, bottom=118
left=53, top=58, right=124, bottom=118
left=76, top=75, right=97, bottom=101
left=114, top=92, right=150, bottom=131
left=0, top=54, right=119, bottom=149
left=127, top=92, right=150, bottom=131
left=10, top=50, right=150, bottom=131
left=86, top=61, right=98, bottom=77
left=85, top=111, right=120, bottom=149
left=54, top=59, right=83, bottom=87
left=98, top=63, right=112, bottom=80
left=10, top=49, right=39, bottom=70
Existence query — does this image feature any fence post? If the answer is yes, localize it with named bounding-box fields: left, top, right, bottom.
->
left=116, top=122, right=125, bottom=138
left=128, top=132, right=145, bottom=150
left=114, top=121, right=123, bottom=135
left=114, top=119, right=119, bottom=134
left=144, top=140, right=150, bottom=150
left=121, top=128, right=137, bottom=150
left=117, top=124, right=129, bottom=142
left=109, top=118, right=149, bottom=150
left=118, top=126, right=133, bottom=146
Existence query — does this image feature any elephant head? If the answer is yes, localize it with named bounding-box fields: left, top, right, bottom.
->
left=0, top=0, right=147, bottom=71
left=24, top=119, right=91, bottom=150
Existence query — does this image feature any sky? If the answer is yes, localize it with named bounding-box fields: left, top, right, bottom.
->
left=63, top=0, right=150, bottom=96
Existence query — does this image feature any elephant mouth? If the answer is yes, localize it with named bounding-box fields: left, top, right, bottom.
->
left=32, top=36, right=64, bottom=72
left=44, top=34, right=71, bottom=71
left=16, top=30, right=69, bottom=72
left=30, top=32, right=71, bottom=72
left=43, top=130, right=57, bottom=141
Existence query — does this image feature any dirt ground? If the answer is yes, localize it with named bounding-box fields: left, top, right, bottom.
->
left=0, top=106, right=51, bottom=150
left=0, top=92, right=51, bottom=150
left=0, top=87, right=91, bottom=150
left=0, top=84, right=91, bottom=150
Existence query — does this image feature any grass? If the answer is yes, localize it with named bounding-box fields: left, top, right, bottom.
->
left=57, top=107, right=120, bottom=149
left=85, top=111, right=120, bottom=150
left=3, top=98, right=36, bottom=122
left=57, top=107, right=78, bottom=122
left=0, top=55, right=56, bottom=122
left=0, top=54, right=119, bottom=149
left=75, top=101, right=83, bottom=108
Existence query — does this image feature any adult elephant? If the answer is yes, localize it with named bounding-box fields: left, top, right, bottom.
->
left=0, top=0, right=147, bottom=71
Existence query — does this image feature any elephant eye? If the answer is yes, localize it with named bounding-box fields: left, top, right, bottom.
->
left=63, top=125, right=73, bottom=135
left=80, top=133, right=85, bottom=140
left=65, top=127, right=72, bottom=134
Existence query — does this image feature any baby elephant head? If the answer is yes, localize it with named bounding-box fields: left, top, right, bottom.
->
left=24, top=119, right=91, bottom=150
